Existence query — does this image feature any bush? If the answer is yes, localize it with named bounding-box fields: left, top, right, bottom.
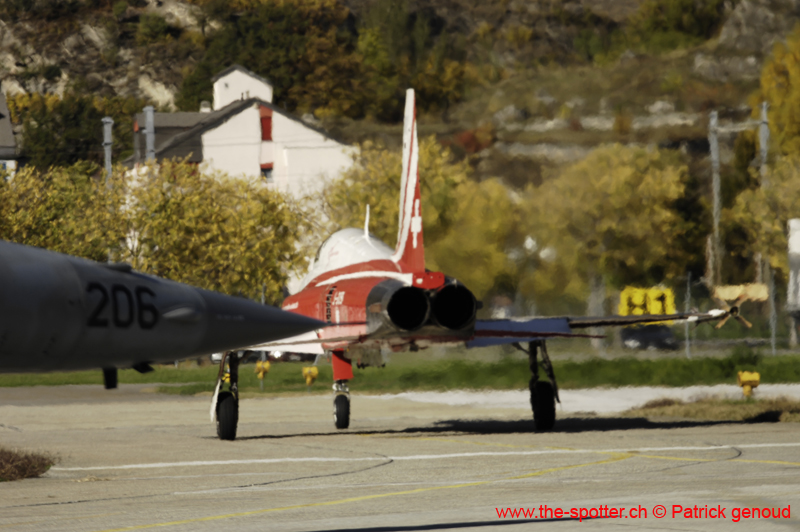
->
left=0, top=448, right=55, bottom=481
left=113, top=0, right=127, bottom=19
left=137, top=13, right=169, bottom=45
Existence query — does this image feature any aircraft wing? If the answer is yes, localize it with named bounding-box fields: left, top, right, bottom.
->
left=467, top=310, right=726, bottom=348
left=567, top=310, right=726, bottom=328
left=467, top=318, right=596, bottom=348
left=251, top=310, right=728, bottom=353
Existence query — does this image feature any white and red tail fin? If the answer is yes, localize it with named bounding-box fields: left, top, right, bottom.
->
left=391, top=89, right=425, bottom=271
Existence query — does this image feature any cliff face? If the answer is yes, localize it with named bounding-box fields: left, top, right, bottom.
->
left=0, top=0, right=204, bottom=109
left=2, top=0, right=800, bottom=108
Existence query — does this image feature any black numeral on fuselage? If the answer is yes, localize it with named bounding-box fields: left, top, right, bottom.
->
left=87, top=283, right=159, bottom=329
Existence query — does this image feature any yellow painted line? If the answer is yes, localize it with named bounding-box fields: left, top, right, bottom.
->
left=93, top=454, right=631, bottom=532
left=634, top=454, right=800, bottom=467
left=733, top=458, right=800, bottom=467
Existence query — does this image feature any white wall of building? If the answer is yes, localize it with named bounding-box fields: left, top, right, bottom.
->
left=202, top=105, right=262, bottom=178
left=267, top=113, right=354, bottom=198
left=213, top=70, right=273, bottom=110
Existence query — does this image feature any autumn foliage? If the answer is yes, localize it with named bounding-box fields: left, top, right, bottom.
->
left=0, top=162, right=306, bottom=303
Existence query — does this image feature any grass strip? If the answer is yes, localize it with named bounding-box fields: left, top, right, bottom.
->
left=160, top=350, right=800, bottom=396
left=625, top=397, right=800, bottom=423
left=0, top=448, right=56, bottom=481
left=4, top=350, right=800, bottom=394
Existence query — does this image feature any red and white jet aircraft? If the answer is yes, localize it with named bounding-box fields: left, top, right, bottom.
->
left=216, top=89, right=731, bottom=440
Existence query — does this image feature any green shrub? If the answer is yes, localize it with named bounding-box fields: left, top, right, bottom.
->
left=137, top=13, right=169, bottom=45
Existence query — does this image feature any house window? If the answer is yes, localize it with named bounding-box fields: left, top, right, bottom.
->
left=260, top=106, right=273, bottom=141
left=261, top=163, right=274, bottom=182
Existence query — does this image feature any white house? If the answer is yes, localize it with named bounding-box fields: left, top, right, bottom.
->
left=0, top=93, right=18, bottom=175
left=129, top=65, right=353, bottom=199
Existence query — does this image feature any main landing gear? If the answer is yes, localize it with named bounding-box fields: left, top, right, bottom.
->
left=215, top=351, right=239, bottom=441
left=513, top=340, right=559, bottom=432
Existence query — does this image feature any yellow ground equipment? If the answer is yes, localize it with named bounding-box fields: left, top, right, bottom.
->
left=737, top=371, right=760, bottom=397
left=303, top=366, right=319, bottom=386
left=255, top=360, right=270, bottom=379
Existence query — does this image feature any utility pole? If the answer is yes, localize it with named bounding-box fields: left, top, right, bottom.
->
left=102, top=117, right=114, bottom=182
left=759, top=102, right=777, bottom=353
left=708, top=111, right=722, bottom=286
left=685, top=271, right=692, bottom=359
left=768, top=263, right=777, bottom=356
left=144, top=105, right=155, bottom=162
left=759, top=102, right=769, bottom=180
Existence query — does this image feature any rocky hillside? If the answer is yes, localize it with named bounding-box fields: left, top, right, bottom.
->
left=3, top=0, right=800, bottom=181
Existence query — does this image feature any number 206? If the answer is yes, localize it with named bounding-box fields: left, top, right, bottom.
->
left=86, top=283, right=159, bottom=329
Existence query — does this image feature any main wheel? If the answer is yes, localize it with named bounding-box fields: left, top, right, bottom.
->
left=216, top=391, right=238, bottom=440
left=530, top=380, right=556, bottom=432
left=333, top=394, right=350, bottom=429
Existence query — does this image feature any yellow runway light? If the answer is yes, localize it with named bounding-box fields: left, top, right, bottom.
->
left=303, top=366, right=319, bottom=386
left=255, top=360, right=270, bottom=379
left=737, top=371, right=760, bottom=397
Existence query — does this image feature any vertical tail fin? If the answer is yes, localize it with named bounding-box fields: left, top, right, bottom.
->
left=391, top=89, right=425, bottom=271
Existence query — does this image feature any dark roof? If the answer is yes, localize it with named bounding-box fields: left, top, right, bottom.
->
left=0, top=93, right=17, bottom=159
left=134, top=112, right=208, bottom=129
left=124, top=97, right=347, bottom=167
left=211, top=64, right=274, bottom=88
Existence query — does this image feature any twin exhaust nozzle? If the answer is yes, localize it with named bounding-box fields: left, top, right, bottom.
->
left=367, top=280, right=477, bottom=333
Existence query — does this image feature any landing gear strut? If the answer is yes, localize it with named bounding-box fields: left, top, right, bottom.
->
left=514, top=340, right=559, bottom=432
left=216, top=351, right=239, bottom=440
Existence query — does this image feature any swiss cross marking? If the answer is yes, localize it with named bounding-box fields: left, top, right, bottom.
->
left=411, top=199, right=422, bottom=248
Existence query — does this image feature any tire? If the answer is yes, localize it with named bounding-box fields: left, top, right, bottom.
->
left=216, top=391, right=238, bottom=440
left=333, top=394, right=350, bottom=429
left=530, top=380, right=556, bottom=432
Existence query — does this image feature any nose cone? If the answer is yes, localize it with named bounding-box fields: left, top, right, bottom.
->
left=194, top=288, right=323, bottom=355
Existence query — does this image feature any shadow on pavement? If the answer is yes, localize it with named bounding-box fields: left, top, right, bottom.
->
left=236, top=415, right=745, bottom=440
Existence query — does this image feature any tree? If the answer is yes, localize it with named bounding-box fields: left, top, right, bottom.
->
left=321, top=138, right=519, bottom=300
left=0, top=163, right=124, bottom=262
left=757, top=25, right=800, bottom=155
left=176, top=0, right=365, bottom=117
left=0, top=161, right=307, bottom=303
left=727, top=154, right=800, bottom=279
left=7, top=92, right=148, bottom=168
left=522, top=144, right=690, bottom=310
left=121, top=161, right=307, bottom=302
left=426, top=178, right=520, bottom=300
left=323, top=137, right=468, bottom=248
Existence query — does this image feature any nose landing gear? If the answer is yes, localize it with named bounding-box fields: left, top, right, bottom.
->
left=214, top=351, right=240, bottom=440
left=333, top=381, right=350, bottom=429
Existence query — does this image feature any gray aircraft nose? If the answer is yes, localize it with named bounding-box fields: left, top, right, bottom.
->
left=193, top=288, right=323, bottom=355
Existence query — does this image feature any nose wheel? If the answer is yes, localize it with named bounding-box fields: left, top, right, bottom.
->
left=333, top=381, right=350, bottom=429
left=213, top=351, right=240, bottom=440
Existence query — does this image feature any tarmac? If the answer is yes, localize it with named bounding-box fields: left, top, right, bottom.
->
left=1, top=384, right=799, bottom=531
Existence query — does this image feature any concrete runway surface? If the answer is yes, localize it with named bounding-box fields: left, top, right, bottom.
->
left=1, top=385, right=799, bottom=531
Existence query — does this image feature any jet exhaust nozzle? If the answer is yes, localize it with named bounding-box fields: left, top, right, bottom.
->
left=367, top=281, right=430, bottom=333
left=431, top=284, right=477, bottom=330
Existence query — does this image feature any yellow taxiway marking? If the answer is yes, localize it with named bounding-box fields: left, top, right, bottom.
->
left=93, top=454, right=631, bottom=532
left=637, top=453, right=800, bottom=467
